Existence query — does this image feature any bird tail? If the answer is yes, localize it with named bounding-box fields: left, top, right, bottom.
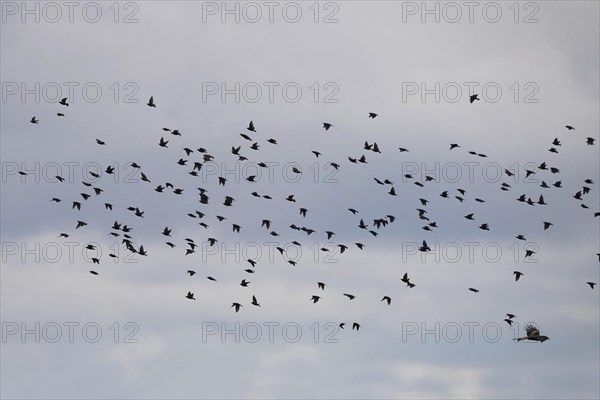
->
left=515, top=336, right=527, bottom=342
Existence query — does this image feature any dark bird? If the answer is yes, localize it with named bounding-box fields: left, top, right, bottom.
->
left=506, top=313, right=516, bottom=319
left=513, top=271, right=524, bottom=281
left=401, top=273, right=410, bottom=284
left=586, top=282, right=596, bottom=289
left=162, top=227, right=171, bottom=236
left=147, top=96, right=156, bottom=107
left=352, top=322, right=360, bottom=331
left=381, top=296, right=391, bottom=305
left=323, top=123, right=332, bottom=131
left=368, top=113, right=378, bottom=119
left=59, top=97, right=69, bottom=106
left=251, top=295, right=260, bottom=306
left=75, top=221, right=87, bottom=229
left=187, top=270, right=196, bottom=276
left=247, top=121, right=256, bottom=132
left=159, top=137, right=169, bottom=147
left=586, top=137, right=595, bottom=145
left=504, top=319, right=514, bottom=326
left=186, top=291, right=195, bottom=300
left=537, top=195, right=546, bottom=205
left=543, top=221, right=553, bottom=230
left=343, top=293, right=356, bottom=300
left=30, top=116, right=38, bottom=124
left=89, top=271, right=98, bottom=275
left=468, top=288, right=479, bottom=293
left=311, top=295, right=321, bottom=303
left=240, top=279, right=250, bottom=287
left=223, top=196, right=235, bottom=206
left=525, top=249, right=536, bottom=258
left=465, top=213, right=474, bottom=220
left=565, top=125, right=575, bottom=130
left=231, top=303, right=242, bottom=312
left=469, top=94, right=480, bottom=103
left=450, top=143, right=460, bottom=150
left=515, top=324, right=549, bottom=342
left=317, top=282, right=325, bottom=290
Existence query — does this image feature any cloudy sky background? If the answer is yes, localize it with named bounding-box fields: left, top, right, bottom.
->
left=1, top=1, right=599, bottom=399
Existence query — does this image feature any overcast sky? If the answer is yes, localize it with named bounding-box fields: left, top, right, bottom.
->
left=1, top=1, right=599, bottom=399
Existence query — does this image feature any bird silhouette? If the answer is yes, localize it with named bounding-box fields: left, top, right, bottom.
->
left=513, top=271, right=524, bottom=281
left=515, top=324, right=549, bottom=342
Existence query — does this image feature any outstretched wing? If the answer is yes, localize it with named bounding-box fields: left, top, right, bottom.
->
left=525, top=324, right=540, bottom=338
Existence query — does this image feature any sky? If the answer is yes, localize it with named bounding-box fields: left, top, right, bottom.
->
left=1, top=1, right=599, bottom=399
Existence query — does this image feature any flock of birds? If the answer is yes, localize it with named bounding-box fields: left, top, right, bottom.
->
left=23, top=95, right=600, bottom=341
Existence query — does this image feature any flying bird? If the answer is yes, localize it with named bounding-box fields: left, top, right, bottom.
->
left=513, top=271, right=524, bottom=281
left=515, top=324, right=549, bottom=342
